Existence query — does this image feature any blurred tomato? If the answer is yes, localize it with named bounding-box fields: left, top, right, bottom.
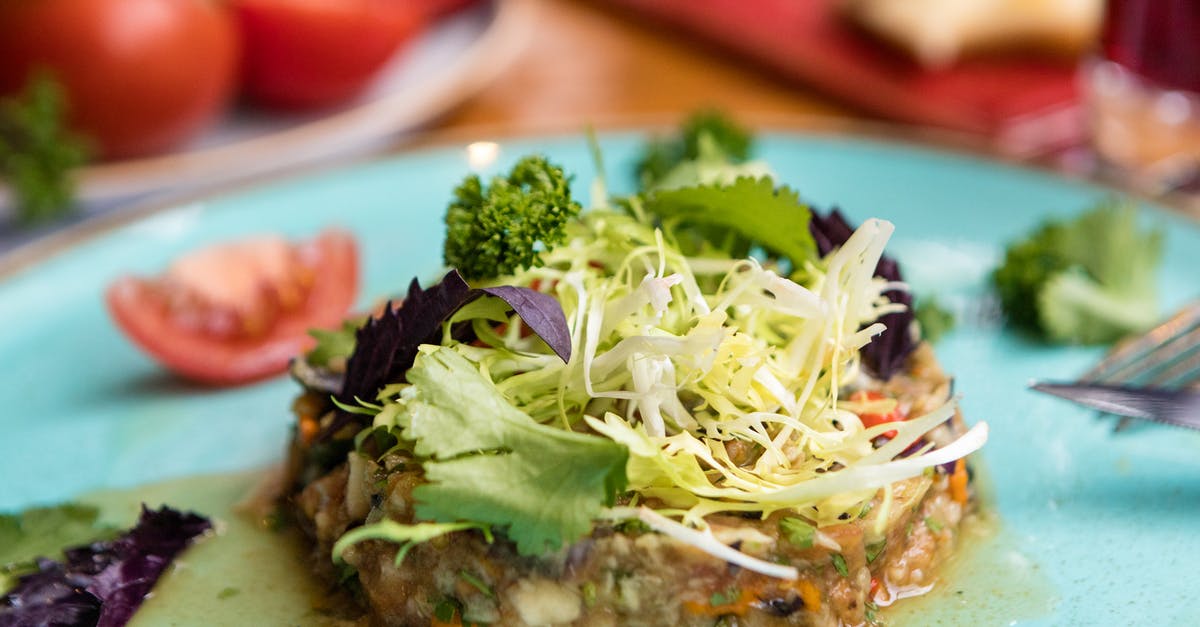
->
left=106, top=229, right=359, bottom=386
left=233, top=0, right=424, bottom=110
left=0, top=0, right=238, bottom=159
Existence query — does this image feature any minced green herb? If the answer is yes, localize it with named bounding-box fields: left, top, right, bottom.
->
left=831, top=553, right=849, bottom=577
left=459, top=570, right=495, bottom=599
left=779, top=516, right=816, bottom=549
left=866, top=539, right=887, bottom=564
left=581, top=581, right=597, bottom=607
left=924, top=517, right=944, bottom=533
left=710, top=587, right=741, bottom=606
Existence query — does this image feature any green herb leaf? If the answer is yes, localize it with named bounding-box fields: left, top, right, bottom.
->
left=866, top=539, right=887, bottom=564
left=581, top=581, right=597, bottom=607
left=433, top=597, right=461, bottom=623
left=333, top=519, right=492, bottom=566
left=0, top=503, right=115, bottom=591
left=459, top=570, right=495, bottom=599
left=306, top=320, right=360, bottom=366
left=831, top=553, right=849, bottom=577
left=401, top=348, right=629, bottom=556
left=217, top=587, right=239, bottom=600
left=643, top=176, right=817, bottom=270
left=914, top=296, right=956, bottom=344
left=710, top=587, right=741, bottom=607
left=0, top=73, right=90, bottom=225
left=636, top=110, right=752, bottom=190
left=778, top=516, right=816, bottom=549
left=924, top=516, right=944, bottom=533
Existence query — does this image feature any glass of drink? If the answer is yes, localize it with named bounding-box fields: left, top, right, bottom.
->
left=1084, top=0, right=1200, bottom=193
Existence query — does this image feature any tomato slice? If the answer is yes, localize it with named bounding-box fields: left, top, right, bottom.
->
left=849, top=390, right=905, bottom=437
left=106, top=229, right=358, bottom=385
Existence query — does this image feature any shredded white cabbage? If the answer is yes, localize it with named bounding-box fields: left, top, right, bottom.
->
left=444, top=203, right=987, bottom=577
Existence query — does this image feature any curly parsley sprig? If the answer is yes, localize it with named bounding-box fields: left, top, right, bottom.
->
left=444, top=155, right=581, bottom=281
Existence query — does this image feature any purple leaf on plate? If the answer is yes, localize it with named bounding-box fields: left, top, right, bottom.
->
left=0, top=506, right=211, bottom=627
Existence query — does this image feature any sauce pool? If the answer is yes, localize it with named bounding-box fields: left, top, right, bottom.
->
left=71, top=468, right=1055, bottom=625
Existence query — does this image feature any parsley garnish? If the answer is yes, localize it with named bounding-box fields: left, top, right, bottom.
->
left=924, top=517, right=944, bottom=533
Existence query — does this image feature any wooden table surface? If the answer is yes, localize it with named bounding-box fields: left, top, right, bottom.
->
left=433, top=0, right=862, bottom=133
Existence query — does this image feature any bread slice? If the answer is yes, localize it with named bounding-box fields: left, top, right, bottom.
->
left=841, top=0, right=1102, bottom=68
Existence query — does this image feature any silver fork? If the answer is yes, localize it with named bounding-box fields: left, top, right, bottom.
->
left=1075, top=300, right=1200, bottom=430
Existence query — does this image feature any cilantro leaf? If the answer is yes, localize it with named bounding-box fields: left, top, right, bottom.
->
left=402, top=348, right=628, bottom=556
left=643, top=176, right=817, bottom=269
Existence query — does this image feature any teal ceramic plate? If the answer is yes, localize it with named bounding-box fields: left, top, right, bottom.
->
left=2, top=131, right=1198, bottom=625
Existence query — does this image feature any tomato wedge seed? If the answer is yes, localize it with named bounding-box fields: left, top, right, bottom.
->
left=106, top=229, right=358, bottom=386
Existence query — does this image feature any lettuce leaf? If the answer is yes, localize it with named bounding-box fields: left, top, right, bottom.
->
left=402, top=348, right=628, bottom=556
left=324, top=270, right=573, bottom=440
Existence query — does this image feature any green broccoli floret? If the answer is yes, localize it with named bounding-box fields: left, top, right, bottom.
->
left=991, top=200, right=1162, bottom=344
left=636, top=109, right=752, bottom=191
left=444, top=155, right=582, bottom=281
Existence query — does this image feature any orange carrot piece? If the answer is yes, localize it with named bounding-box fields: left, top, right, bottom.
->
left=949, top=458, right=969, bottom=505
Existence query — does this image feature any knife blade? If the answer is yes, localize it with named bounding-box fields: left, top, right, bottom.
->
left=1030, top=382, right=1200, bottom=431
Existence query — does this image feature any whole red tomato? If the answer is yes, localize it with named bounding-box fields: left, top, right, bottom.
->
left=0, top=0, right=238, bottom=159
left=233, top=0, right=423, bottom=110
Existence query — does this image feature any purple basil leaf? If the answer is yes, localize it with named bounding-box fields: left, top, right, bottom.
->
left=338, top=270, right=473, bottom=409
left=479, top=285, right=572, bottom=362
left=809, top=207, right=916, bottom=380
left=324, top=269, right=573, bottom=440
left=1, top=506, right=210, bottom=627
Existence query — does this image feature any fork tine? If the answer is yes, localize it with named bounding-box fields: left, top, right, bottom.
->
left=1078, top=300, right=1200, bottom=433
left=1080, top=301, right=1200, bottom=383
left=1145, top=342, right=1200, bottom=387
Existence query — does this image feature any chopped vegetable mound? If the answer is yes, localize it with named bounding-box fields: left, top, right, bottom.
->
left=991, top=200, right=1162, bottom=344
